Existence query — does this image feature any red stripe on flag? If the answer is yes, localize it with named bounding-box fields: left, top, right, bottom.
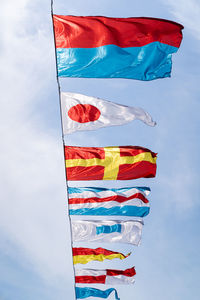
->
left=69, top=192, right=149, bottom=204
left=65, top=146, right=105, bottom=160
left=53, top=15, right=183, bottom=49
left=117, top=161, right=156, bottom=180
left=66, top=166, right=104, bottom=180
left=65, top=146, right=156, bottom=160
left=119, top=146, right=157, bottom=157
left=66, top=162, right=156, bottom=180
left=75, top=275, right=106, bottom=284
left=107, top=267, right=136, bottom=277
left=72, top=247, right=126, bottom=257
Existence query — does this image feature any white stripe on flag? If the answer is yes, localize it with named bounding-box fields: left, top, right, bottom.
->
left=75, top=269, right=106, bottom=277
left=106, top=275, right=135, bottom=285
left=68, top=187, right=150, bottom=199
left=69, top=198, right=149, bottom=210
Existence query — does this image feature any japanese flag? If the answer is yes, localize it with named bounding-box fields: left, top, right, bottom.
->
left=61, top=92, right=156, bottom=134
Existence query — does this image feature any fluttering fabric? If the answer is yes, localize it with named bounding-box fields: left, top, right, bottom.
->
left=65, top=146, right=157, bottom=180
left=75, top=287, right=120, bottom=300
left=61, top=92, right=156, bottom=134
left=68, top=186, right=150, bottom=217
left=53, top=15, right=183, bottom=80
left=71, top=220, right=143, bottom=245
left=75, top=267, right=136, bottom=284
left=73, top=247, right=130, bottom=265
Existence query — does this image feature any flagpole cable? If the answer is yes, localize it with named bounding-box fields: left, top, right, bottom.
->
left=50, top=1, right=77, bottom=299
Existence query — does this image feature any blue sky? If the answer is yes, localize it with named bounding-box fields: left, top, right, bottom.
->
left=1, top=0, right=200, bottom=299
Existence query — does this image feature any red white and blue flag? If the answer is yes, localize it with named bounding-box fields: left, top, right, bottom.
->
left=68, top=186, right=150, bottom=217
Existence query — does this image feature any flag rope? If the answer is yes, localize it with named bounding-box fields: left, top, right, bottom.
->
left=51, top=1, right=77, bottom=299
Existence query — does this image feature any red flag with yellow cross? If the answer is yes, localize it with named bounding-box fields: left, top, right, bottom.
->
left=65, top=146, right=157, bottom=181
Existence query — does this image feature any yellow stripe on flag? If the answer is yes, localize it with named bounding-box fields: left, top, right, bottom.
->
left=103, top=147, right=120, bottom=180
left=119, top=151, right=157, bottom=165
left=66, top=157, right=106, bottom=168
left=66, top=150, right=156, bottom=170
left=73, top=253, right=129, bottom=265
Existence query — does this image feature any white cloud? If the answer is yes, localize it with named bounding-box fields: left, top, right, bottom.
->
left=163, top=0, right=200, bottom=39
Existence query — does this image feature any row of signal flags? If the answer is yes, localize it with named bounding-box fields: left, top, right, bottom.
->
left=52, top=11, right=183, bottom=300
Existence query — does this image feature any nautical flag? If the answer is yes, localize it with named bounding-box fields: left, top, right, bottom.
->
left=75, top=267, right=136, bottom=284
left=73, top=247, right=131, bottom=265
left=68, top=186, right=150, bottom=217
left=53, top=15, right=183, bottom=80
left=65, top=146, right=157, bottom=181
left=75, top=287, right=120, bottom=300
left=61, top=92, right=156, bottom=134
left=71, top=220, right=143, bottom=245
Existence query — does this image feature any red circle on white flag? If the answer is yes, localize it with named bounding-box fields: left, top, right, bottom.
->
left=68, top=104, right=101, bottom=123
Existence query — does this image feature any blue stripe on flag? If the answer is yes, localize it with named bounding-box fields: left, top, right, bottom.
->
left=75, top=287, right=120, bottom=300
left=67, top=186, right=150, bottom=194
left=69, top=206, right=150, bottom=217
left=56, top=42, right=178, bottom=80
left=96, top=224, right=122, bottom=235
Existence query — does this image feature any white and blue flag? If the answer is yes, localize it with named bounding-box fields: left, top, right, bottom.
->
left=71, top=220, right=143, bottom=246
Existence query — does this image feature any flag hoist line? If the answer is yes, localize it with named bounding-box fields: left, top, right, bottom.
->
left=51, top=1, right=77, bottom=299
